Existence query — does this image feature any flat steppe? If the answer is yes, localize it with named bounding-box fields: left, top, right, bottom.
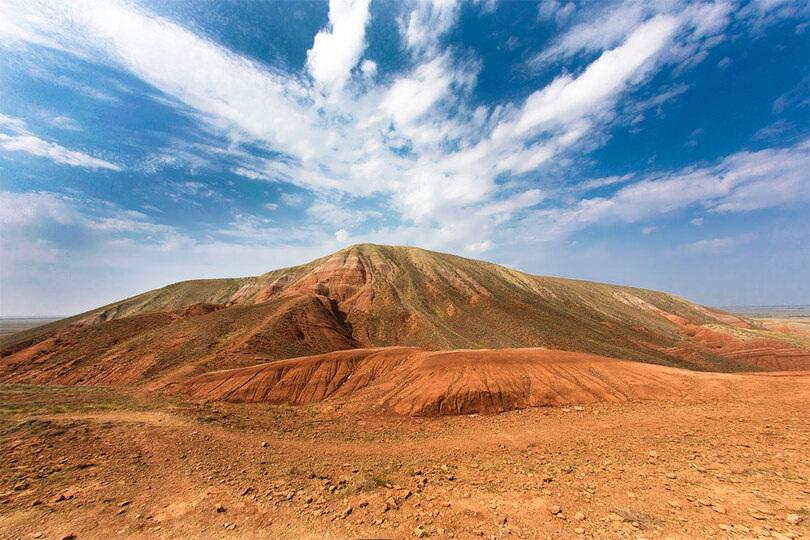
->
left=0, top=319, right=60, bottom=337
left=1, top=373, right=808, bottom=540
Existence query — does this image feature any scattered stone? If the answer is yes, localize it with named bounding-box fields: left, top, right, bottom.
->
left=339, top=507, right=352, bottom=519
left=215, top=503, right=226, bottom=513
left=385, top=497, right=399, bottom=511
left=548, top=505, right=562, bottom=515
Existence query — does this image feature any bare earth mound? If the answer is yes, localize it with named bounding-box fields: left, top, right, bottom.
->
left=178, top=347, right=770, bottom=416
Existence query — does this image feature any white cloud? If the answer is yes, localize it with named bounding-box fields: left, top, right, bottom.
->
left=281, top=192, right=307, bottom=207
left=334, top=228, right=350, bottom=243
left=379, top=54, right=464, bottom=125
left=0, top=133, right=121, bottom=170
left=464, top=240, right=495, bottom=254
left=0, top=190, right=78, bottom=225
left=306, top=0, right=371, bottom=93
left=529, top=139, right=810, bottom=240
left=360, top=59, right=377, bottom=78
left=401, top=0, right=460, bottom=56
left=503, top=15, right=680, bottom=139
left=681, top=234, right=757, bottom=253
left=48, top=114, right=82, bottom=131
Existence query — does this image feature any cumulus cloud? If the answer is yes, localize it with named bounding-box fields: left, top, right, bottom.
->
left=306, top=0, right=371, bottom=93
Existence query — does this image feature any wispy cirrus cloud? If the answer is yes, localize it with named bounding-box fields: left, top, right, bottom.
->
left=527, top=139, right=810, bottom=240
left=0, top=133, right=121, bottom=170
left=0, top=113, right=119, bottom=170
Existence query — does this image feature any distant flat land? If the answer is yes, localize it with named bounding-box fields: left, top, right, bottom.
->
left=723, top=305, right=810, bottom=318
left=0, top=318, right=60, bottom=337
left=722, top=306, right=810, bottom=334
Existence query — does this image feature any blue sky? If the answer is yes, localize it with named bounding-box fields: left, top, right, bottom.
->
left=0, top=0, right=808, bottom=316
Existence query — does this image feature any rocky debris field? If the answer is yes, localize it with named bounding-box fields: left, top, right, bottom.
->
left=1, top=382, right=808, bottom=539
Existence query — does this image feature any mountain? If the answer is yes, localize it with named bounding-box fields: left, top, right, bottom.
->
left=2, top=244, right=809, bottom=388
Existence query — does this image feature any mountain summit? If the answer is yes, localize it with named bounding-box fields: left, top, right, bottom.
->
left=2, top=244, right=808, bottom=389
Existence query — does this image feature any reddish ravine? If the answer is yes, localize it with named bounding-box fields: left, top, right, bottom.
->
left=177, top=347, right=807, bottom=416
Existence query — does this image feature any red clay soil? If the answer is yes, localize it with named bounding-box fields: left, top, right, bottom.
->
left=667, top=324, right=810, bottom=371
left=178, top=347, right=776, bottom=416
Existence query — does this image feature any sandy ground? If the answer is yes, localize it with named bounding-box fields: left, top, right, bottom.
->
left=1, top=378, right=809, bottom=540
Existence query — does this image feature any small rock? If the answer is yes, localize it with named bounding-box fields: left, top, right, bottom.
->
left=697, top=499, right=712, bottom=507
left=574, top=512, right=585, bottom=521
left=13, top=481, right=28, bottom=491
left=665, top=473, right=677, bottom=479
left=261, top=442, right=268, bottom=447
left=339, top=507, right=352, bottom=519
left=608, top=513, right=625, bottom=522
left=713, top=505, right=726, bottom=514
left=574, top=527, right=585, bottom=534
left=215, top=503, right=226, bottom=513
left=31, top=500, right=42, bottom=507
left=548, top=505, right=562, bottom=515
left=61, top=535, right=77, bottom=540
left=786, top=514, right=803, bottom=525
left=118, top=501, right=131, bottom=507
left=750, top=511, right=767, bottom=520
left=414, top=525, right=427, bottom=538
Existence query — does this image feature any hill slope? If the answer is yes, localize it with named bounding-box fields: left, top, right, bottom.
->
left=2, top=244, right=809, bottom=386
